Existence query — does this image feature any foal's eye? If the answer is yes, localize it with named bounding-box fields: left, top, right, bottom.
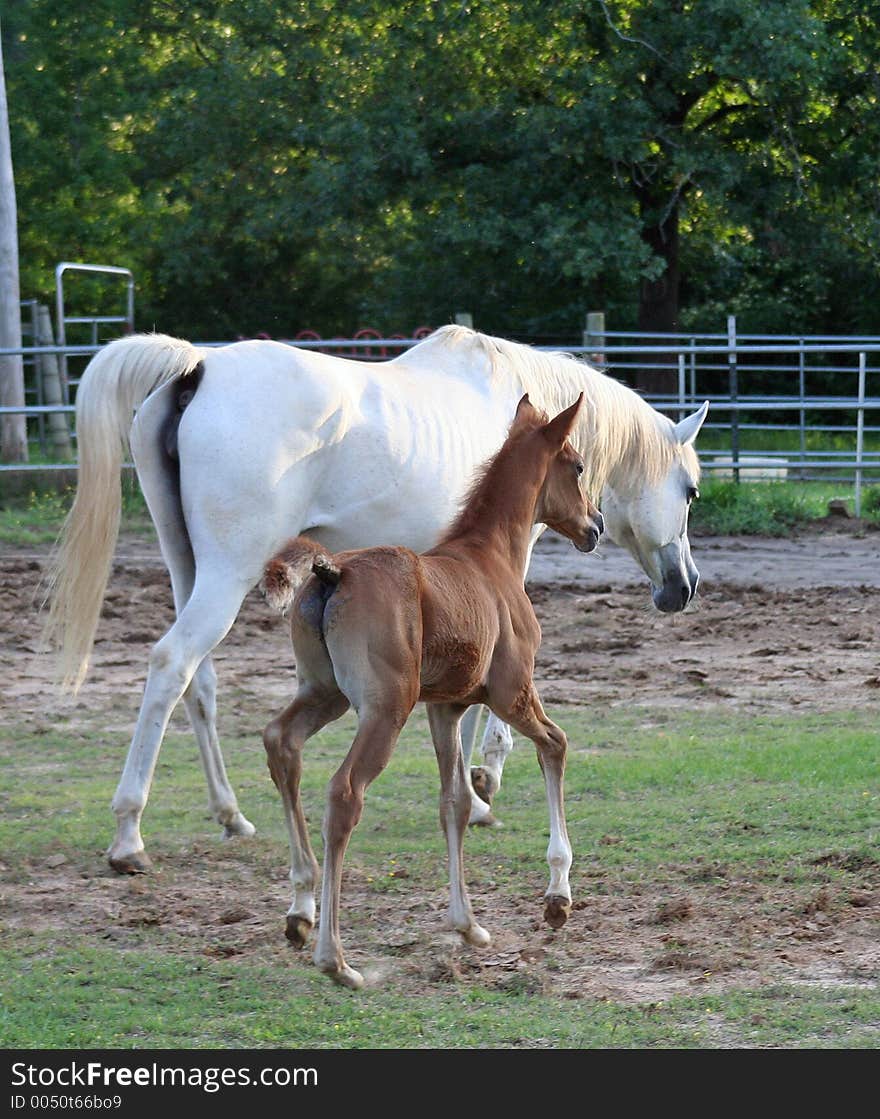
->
left=575, top=460, right=585, bottom=477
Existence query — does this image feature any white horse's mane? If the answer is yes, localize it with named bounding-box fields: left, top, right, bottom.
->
left=410, top=325, right=699, bottom=496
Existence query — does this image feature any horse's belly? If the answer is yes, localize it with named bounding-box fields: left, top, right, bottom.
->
left=418, top=640, right=489, bottom=704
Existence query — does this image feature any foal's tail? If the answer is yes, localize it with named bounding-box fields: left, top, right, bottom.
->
left=260, top=536, right=342, bottom=615
left=41, top=333, right=205, bottom=691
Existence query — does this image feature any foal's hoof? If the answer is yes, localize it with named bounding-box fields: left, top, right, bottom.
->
left=108, top=849, right=152, bottom=875
left=222, top=813, right=256, bottom=840
left=543, top=895, right=572, bottom=930
left=317, top=962, right=364, bottom=990
left=461, top=923, right=491, bottom=948
left=285, top=915, right=313, bottom=949
left=470, top=766, right=500, bottom=804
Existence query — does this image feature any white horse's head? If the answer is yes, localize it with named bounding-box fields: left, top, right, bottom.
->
left=600, top=401, right=708, bottom=613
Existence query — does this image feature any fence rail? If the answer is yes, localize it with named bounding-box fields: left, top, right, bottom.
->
left=3, top=333, right=879, bottom=510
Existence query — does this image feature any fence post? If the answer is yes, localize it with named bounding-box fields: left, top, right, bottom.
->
left=584, top=311, right=605, bottom=365
left=798, top=339, right=806, bottom=470
left=454, top=312, right=473, bottom=329
left=689, top=337, right=696, bottom=403
left=855, top=352, right=865, bottom=518
left=677, top=353, right=686, bottom=422
left=36, top=303, right=73, bottom=460
left=728, top=315, right=739, bottom=483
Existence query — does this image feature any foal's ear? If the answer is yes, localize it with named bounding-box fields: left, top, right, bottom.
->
left=542, top=393, right=584, bottom=448
left=512, top=393, right=542, bottom=431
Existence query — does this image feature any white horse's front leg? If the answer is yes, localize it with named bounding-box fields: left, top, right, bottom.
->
left=460, top=706, right=497, bottom=826
left=473, top=713, right=514, bottom=799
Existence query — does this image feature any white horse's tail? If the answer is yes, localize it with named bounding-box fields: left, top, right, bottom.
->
left=41, top=333, right=205, bottom=691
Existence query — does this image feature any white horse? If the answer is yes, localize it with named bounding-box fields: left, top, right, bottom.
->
left=42, top=325, right=707, bottom=873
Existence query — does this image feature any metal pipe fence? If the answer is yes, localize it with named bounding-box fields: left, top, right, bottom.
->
left=2, top=333, right=879, bottom=508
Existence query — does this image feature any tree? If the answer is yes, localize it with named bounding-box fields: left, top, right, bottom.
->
left=4, top=1, right=880, bottom=347
left=0, top=17, right=26, bottom=462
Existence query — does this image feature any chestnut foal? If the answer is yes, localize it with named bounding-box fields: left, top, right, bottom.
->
left=259, top=393, right=601, bottom=988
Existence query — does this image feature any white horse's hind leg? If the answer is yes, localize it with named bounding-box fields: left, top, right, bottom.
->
left=181, top=658, right=255, bottom=839
left=108, top=576, right=250, bottom=873
left=131, top=401, right=256, bottom=853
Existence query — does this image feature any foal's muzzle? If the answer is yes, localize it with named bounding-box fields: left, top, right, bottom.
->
left=575, top=510, right=604, bottom=553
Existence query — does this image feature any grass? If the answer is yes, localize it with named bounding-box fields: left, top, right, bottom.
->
left=1, top=703, right=878, bottom=1049
left=2, top=473, right=878, bottom=548
left=0, top=476, right=153, bottom=546
left=691, top=478, right=880, bottom=535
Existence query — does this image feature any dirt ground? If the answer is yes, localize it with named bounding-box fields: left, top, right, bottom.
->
left=1, top=524, right=879, bottom=1014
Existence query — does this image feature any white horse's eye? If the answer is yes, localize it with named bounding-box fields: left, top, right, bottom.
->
left=687, top=485, right=699, bottom=503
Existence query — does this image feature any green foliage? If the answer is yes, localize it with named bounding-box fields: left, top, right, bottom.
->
left=690, top=479, right=875, bottom=535
left=0, top=473, right=151, bottom=544
left=4, top=2, right=880, bottom=337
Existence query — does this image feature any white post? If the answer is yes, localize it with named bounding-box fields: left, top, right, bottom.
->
left=855, top=353, right=865, bottom=518
left=37, top=304, right=72, bottom=459
left=689, top=337, right=696, bottom=403
left=584, top=311, right=605, bottom=365
left=798, top=340, right=806, bottom=468
left=728, top=315, right=739, bottom=483
left=678, top=353, right=686, bottom=422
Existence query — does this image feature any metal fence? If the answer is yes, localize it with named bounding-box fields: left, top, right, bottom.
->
left=2, top=328, right=879, bottom=510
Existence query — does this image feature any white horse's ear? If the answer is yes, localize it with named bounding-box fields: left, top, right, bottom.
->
left=674, top=400, right=709, bottom=446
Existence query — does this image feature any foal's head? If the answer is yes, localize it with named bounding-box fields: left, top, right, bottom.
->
left=517, top=394, right=604, bottom=553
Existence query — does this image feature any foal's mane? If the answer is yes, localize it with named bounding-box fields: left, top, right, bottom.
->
left=436, top=405, right=549, bottom=547
left=418, top=325, right=699, bottom=495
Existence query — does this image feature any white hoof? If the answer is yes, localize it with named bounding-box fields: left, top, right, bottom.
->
left=316, top=958, right=364, bottom=990
left=222, top=813, right=256, bottom=839
left=461, top=923, right=491, bottom=948
left=467, top=796, right=502, bottom=828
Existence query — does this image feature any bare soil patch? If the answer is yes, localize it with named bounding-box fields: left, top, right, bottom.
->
left=2, top=528, right=878, bottom=1007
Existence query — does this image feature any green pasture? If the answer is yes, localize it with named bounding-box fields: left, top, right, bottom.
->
left=2, top=469, right=879, bottom=547
left=1, top=702, right=877, bottom=1050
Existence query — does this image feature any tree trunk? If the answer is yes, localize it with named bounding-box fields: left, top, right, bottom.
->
left=634, top=188, right=680, bottom=399
left=0, top=22, right=27, bottom=463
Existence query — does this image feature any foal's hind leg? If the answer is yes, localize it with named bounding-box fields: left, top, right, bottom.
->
left=263, top=683, right=349, bottom=947
left=427, top=704, right=491, bottom=948
left=493, top=688, right=573, bottom=929
left=314, top=707, right=411, bottom=989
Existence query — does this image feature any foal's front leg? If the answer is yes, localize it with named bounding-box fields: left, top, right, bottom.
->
left=427, top=704, right=491, bottom=948
left=461, top=528, right=546, bottom=827
left=498, top=688, right=573, bottom=929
